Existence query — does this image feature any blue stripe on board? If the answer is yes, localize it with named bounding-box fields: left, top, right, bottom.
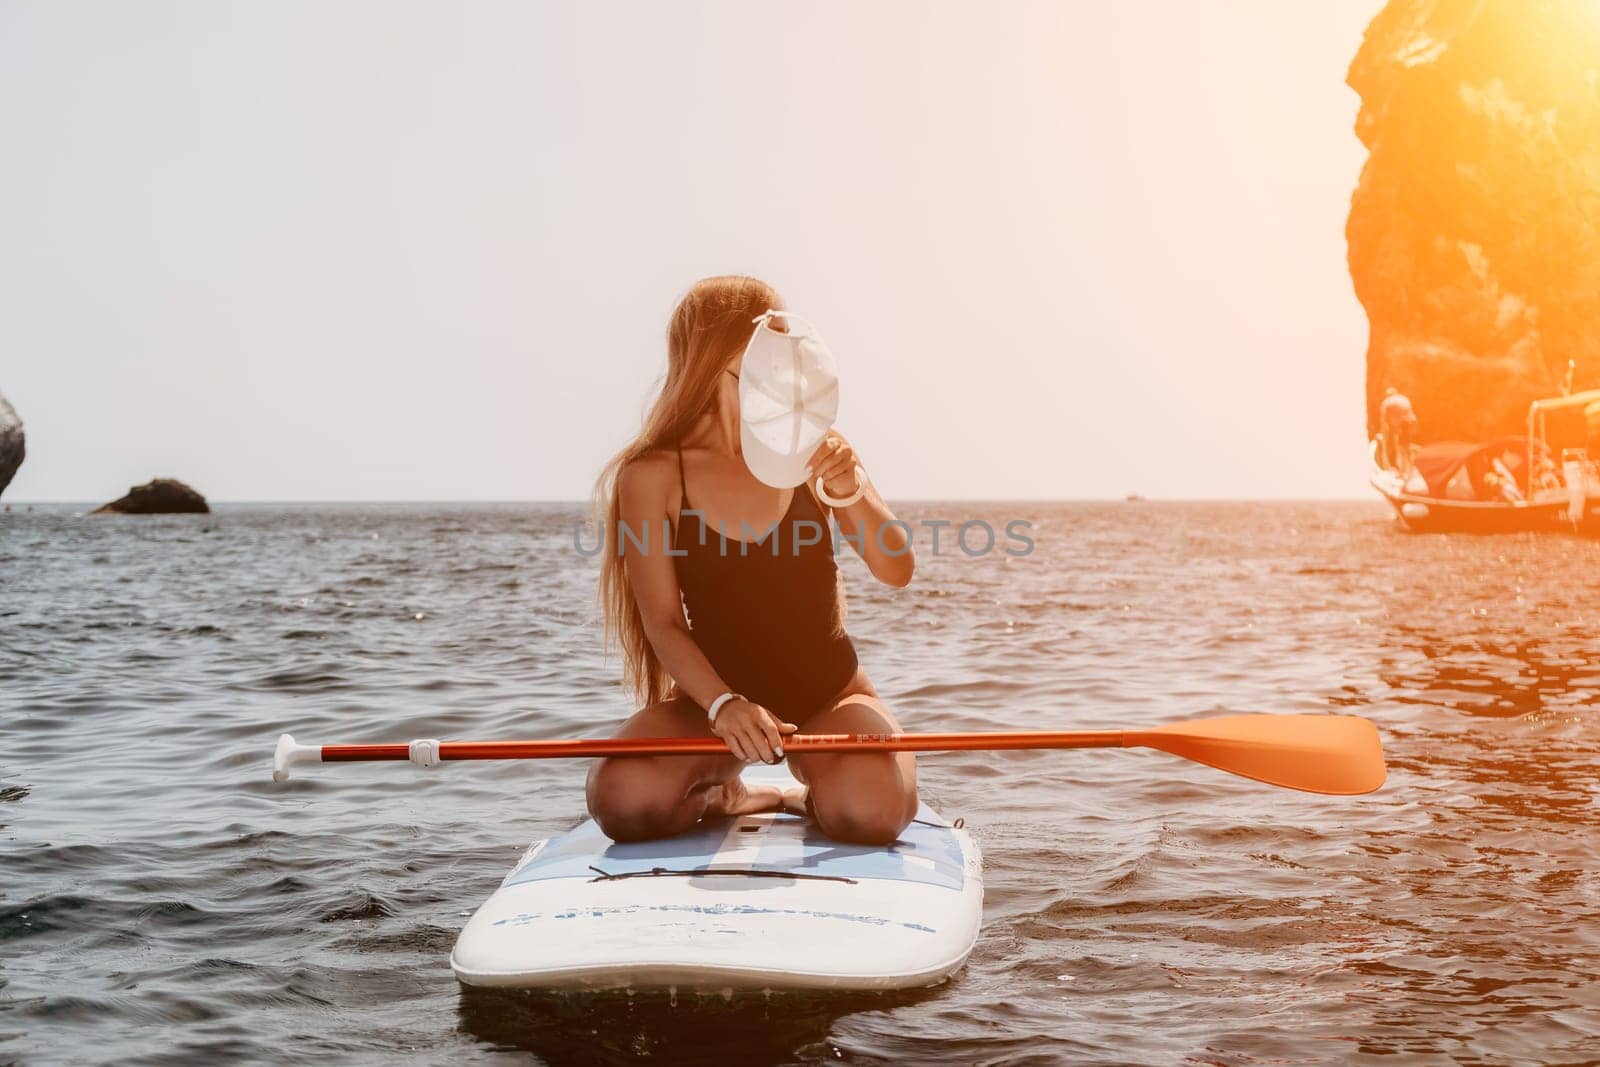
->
left=506, top=811, right=966, bottom=892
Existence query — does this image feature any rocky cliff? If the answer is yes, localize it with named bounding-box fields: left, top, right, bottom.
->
left=1348, top=0, right=1600, bottom=443
left=0, top=390, right=23, bottom=499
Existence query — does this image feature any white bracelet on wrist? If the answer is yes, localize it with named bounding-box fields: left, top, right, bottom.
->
left=706, top=691, right=743, bottom=725
left=816, top=465, right=868, bottom=508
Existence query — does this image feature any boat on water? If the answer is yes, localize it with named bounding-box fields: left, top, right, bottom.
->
left=1370, top=388, right=1600, bottom=534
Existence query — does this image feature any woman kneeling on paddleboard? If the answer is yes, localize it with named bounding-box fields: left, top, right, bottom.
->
left=588, top=275, right=916, bottom=846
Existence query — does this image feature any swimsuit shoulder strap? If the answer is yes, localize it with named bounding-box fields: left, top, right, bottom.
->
left=676, top=446, right=691, bottom=509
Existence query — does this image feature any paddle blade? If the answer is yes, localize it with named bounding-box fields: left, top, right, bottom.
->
left=1128, top=714, right=1387, bottom=795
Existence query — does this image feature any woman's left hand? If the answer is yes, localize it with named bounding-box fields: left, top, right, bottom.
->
left=808, top=432, right=862, bottom=501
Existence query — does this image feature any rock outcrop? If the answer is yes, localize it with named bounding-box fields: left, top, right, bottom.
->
left=93, top=478, right=210, bottom=515
left=0, top=390, right=23, bottom=499
left=1347, top=0, right=1600, bottom=444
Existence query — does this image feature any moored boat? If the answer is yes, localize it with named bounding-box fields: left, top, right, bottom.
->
left=1368, top=437, right=1572, bottom=533
left=1370, top=389, right=1600, bottom=534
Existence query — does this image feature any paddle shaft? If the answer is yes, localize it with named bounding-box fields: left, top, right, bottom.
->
left=274, top=714, right=1386, bottom=794
left=320, top=730, right=1129, bottom=763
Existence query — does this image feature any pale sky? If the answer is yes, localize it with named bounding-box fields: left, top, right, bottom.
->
left=1, top=1, right=1384, bottom=502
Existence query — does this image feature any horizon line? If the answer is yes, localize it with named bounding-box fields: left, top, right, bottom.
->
left=3, top=496, right=1384, bottom=506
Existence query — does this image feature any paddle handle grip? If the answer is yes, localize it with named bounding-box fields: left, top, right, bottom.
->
left=272, top=733, right=323, bottom=782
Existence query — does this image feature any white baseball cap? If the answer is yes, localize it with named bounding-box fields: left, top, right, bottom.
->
left=737, top=310, right=840, bottom=489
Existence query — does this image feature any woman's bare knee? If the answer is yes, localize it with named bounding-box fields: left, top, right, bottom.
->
left=592, top=793, right=678, bottom=842
left=792, top=695, right=917, bottom=846
left=813, top=800, right=912, bottom=846
left=587, top=755, right=676, bottom=839
left=588, top=763, right=687, bottom=841
left=583, top=698, right=733, bottom=842
left=803, top=757, right=916, bottom=845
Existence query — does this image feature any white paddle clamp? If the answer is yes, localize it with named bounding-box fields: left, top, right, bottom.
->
left=409, top=738, right=443, bottom=768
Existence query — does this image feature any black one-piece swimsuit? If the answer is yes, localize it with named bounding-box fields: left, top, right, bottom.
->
left=672, top=448, right=860, bottom=724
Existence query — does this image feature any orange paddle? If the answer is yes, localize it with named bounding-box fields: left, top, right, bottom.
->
left=273, top=713, right=1385, bottom=795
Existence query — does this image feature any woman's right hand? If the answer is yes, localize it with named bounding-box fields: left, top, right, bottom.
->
left=713, top=699, right=798, bottom=764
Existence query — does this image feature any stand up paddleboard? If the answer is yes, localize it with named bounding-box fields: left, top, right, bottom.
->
left=451, top=763, right=983, bottom=992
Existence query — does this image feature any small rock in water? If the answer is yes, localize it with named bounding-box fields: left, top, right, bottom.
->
left=92, top=478, right=209, bottom=515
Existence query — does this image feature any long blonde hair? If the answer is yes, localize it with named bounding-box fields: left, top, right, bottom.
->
left=594, top=275, right=783, bottom=704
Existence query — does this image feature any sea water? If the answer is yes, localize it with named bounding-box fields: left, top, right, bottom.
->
left=2, top=501, right=1597, bottom=1064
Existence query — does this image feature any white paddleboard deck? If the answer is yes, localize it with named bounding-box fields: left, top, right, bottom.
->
left=451, top=764, right=983, bottom=992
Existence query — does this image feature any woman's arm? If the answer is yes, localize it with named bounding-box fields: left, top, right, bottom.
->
left=617, top=456, right=796, bottom=762
left=809, top=431, right=914, bottom=588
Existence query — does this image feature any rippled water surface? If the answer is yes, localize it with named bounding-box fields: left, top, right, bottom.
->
left=3, top=502, right=1597, bottom=1065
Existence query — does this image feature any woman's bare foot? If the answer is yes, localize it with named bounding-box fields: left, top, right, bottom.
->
left=781, top=785, right=809, bottom=817
left=703, top=775, right=785, bottom=818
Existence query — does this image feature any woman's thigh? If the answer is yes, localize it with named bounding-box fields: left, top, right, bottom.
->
left=787, top=692, right=916, bottom=784
left=584, top=697, right=741, bottom=811
left=787, top=692, right=917, bottom=842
